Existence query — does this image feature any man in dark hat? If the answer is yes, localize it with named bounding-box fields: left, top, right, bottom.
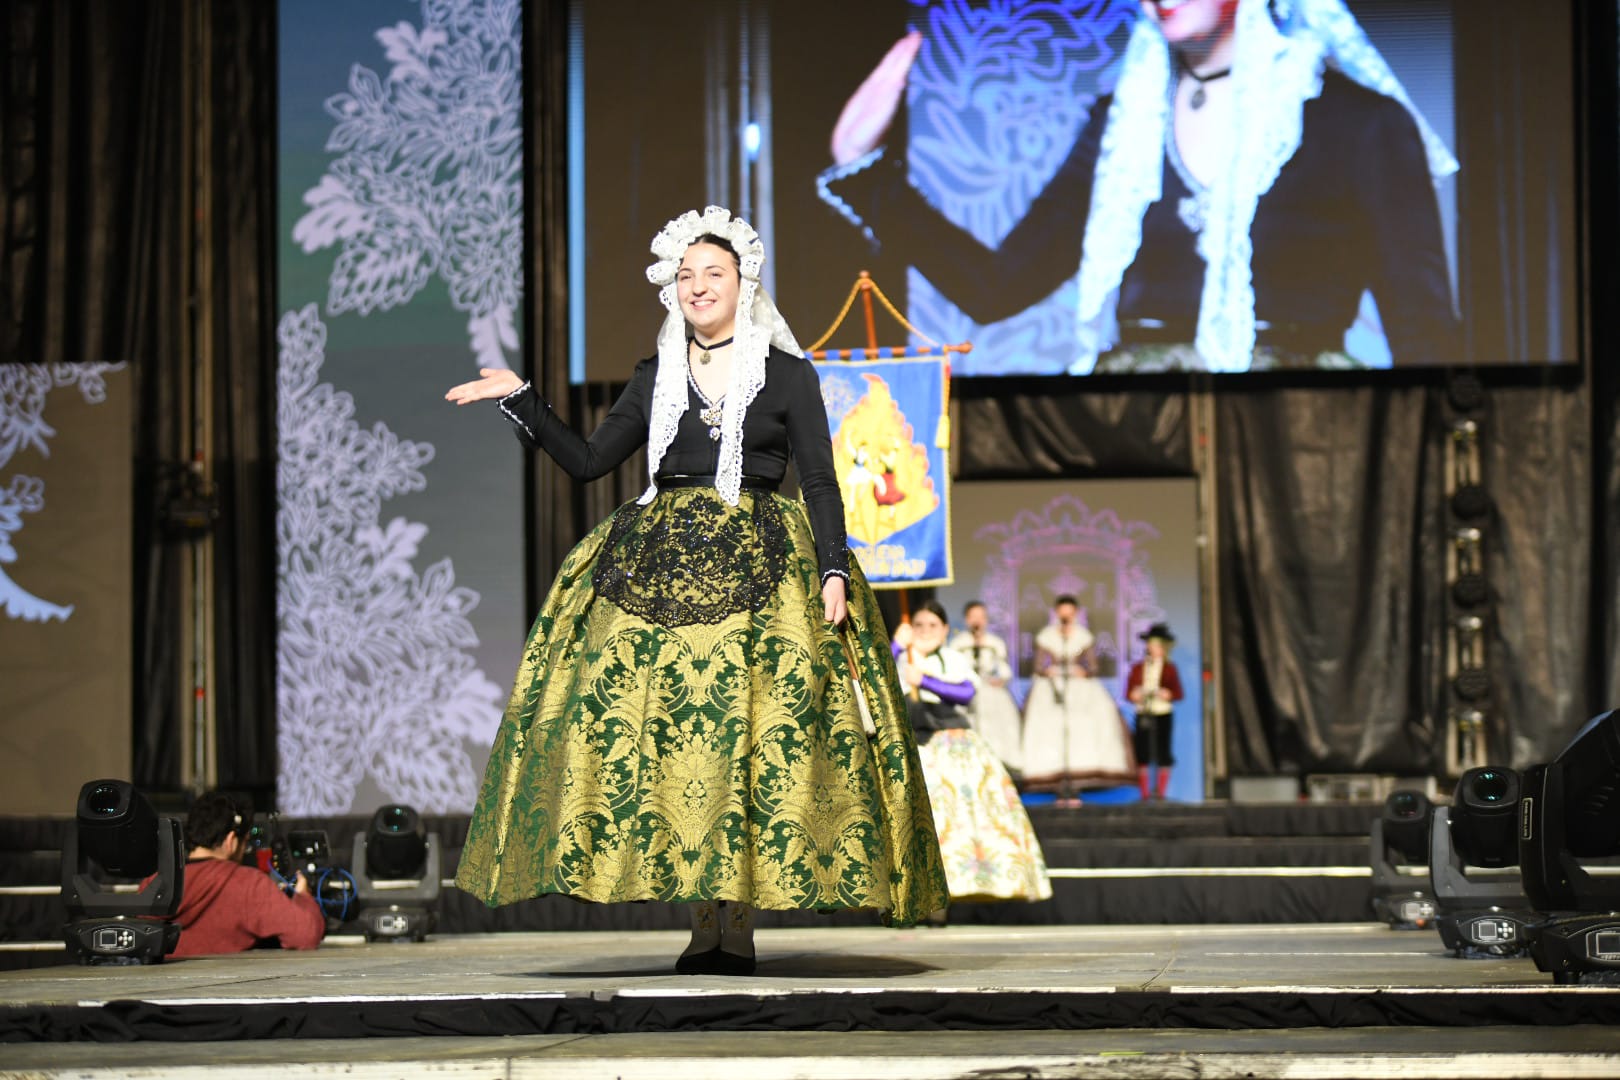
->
left=1126, top=623, right=1184, bottom=800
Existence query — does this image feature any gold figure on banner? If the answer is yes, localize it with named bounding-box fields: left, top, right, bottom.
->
left=833, top=373, right=939, bottom=545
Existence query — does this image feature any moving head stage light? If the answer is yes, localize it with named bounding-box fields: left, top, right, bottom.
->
left=352, top=804, right=441, bottom=942
left=61, top=779, right=183, bottom=964
left=1370, top=789, right=1437, bottom=929
left=1519, top=709, right=1620, bottom=984
left=1430, top=766, right=1533, bottom=957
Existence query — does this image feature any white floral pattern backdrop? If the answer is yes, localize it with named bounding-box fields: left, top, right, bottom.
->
left=277, top=0, right=524, bottom=815
left=0, top=363, right=125, bottom=624
left=0, top=360, right=135, bottom=814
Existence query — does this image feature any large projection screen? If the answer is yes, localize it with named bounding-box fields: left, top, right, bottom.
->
left=574, top=0, right=1576, bottom=380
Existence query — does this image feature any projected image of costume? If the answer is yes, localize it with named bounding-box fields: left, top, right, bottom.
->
left=948, top=601, right=1025, bottom=776
left=1020, top=599, right=1136, bottom=793
left=446, top=207, right=947, bottom=976
left=896, top=601, right=1051, bottom=905
left=818, top=0, right=1460, bottom=372
left=1126, top=622, right=1185, bottom=801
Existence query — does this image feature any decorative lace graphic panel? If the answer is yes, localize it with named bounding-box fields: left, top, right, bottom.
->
left=0, top=364, right=125, bottom=623
left=276, top=305, right=503, bottom=815
left=292, top=0, right=523, bottom=369
left=972, top=492, right=1165, bottom=697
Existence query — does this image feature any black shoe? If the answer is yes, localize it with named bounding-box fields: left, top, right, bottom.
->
left=711, top=948, right=757, bottom=976
left=675, top=946, right=756, bottom=976
left=675, top=946, right=722, bottom=975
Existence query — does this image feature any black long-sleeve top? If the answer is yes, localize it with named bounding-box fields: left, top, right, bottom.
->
left=821, top=70, right=1459, bottom=366
left=497, top=347, right=850, bottom=582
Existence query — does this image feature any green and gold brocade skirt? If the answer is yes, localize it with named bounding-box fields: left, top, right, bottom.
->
left=453, top=487, right=948, bottom=926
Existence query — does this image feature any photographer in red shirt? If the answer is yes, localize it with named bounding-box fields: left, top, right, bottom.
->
left=169, top=792, right=325, bottom=957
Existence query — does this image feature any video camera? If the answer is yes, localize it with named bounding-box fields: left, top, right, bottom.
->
left=242, top=815, right=352, bottom=920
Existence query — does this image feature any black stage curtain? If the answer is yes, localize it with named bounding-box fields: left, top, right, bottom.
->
left=199, top=0, right=279, bottom=796
left=11, top=986, right=1619, bottom=1043
left=1, top=0, right=180, bottom=368
left=954, top=381, right=1192, bottom=477
left=522, top=0, right=646, bottom=597
left=5, top=0, right=277, bottom=793
left=1216, top=383, right=1596, bottom=774
left=132, top=0, right=277, bottom=796
left=955, top=376, right=1606, bottom=776
left=1215, top=386, right=1443, bottom=774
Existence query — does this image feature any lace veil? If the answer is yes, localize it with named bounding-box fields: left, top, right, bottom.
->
left=642, top=206, right=804, bottom=505
left=1073, top=0, right=1460, bottom=372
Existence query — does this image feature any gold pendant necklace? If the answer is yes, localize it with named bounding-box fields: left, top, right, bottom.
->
left=693, top=334, right=734, bottom=365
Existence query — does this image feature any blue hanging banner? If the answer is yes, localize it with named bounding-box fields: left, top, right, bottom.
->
left=811, top=354, right=953, bottom=588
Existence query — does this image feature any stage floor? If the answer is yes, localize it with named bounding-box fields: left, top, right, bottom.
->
left=5, top=924, right=1620, bottom=1078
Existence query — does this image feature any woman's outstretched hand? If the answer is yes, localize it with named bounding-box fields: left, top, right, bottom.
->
left=823, top=574, right=848, bottom=625
left=445, top=368, right=524, bottom=405
left=830, top=31, right=923, bottom=166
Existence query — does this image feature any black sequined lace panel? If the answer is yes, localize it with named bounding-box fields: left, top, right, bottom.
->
left=593, top=491, right=790, bottom=628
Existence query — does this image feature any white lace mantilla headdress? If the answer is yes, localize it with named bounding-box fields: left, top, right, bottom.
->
left=642, top=206, right=804, bottom=505
left=1072, top=0, right=1459, bottom=373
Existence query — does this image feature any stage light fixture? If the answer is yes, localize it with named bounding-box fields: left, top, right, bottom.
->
left=1429, top=767, right=1532, bottom=958
left=1451, top=528, right=1488, bottom=608
left=1370, top=789, right=1437, bottom=929
left=352, top=804, right=441, bottom=942
left=1446, top=373, right=1485, bottom=415
left=61, top=779, right=184, bottom=964
left=1446, top=420, right=1492, bottom=522
left=1519, top=709, right=1620, bottom=983
left=1451, top=767, right=1519, bottom=868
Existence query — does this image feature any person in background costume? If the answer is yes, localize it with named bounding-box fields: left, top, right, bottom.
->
left=446, top=206, right=946, bottom=976
left=820, top=0, right=1460, bottom=372
left=166, top=792, right=326, bottom=958
left=1020, top=596, right=1136, bottom=796
left=1126, top=622, right=1185, bottom=800
left=894, top=600, right=1051, bottom=905
left=948, top=600, right=1024, bottom=776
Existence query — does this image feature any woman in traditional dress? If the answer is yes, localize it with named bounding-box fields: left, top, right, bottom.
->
left=445, top=206, right=946, bottom=976
left=947, top=600, right=1024, bottom=776
left=893, top=601, right=1050, bottom=904
left=1019, top=596, right=1136, bottom=795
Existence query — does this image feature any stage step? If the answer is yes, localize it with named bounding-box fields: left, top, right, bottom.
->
left=0, top=802, right=1384, bottom=961
left=6, top=1027, right=1618, bottom=1078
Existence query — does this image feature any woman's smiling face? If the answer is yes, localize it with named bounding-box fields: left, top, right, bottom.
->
left=1140, top=0, right=1238, bottom=46
left=677, top=241, right=740, bottom=341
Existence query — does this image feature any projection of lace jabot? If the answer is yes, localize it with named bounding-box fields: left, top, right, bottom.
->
left=1071, top=0, right=1459, bottom=374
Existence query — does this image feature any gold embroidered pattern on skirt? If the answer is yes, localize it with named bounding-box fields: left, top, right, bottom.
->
left=454, top=487, right=947, bottom=926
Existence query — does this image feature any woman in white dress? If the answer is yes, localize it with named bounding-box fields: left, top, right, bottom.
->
left=894, top=601, right=1051, bottom=903
left=1020, top=596, right=1136, bottom=793
left=948, top=601, right=1025, bottom=777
